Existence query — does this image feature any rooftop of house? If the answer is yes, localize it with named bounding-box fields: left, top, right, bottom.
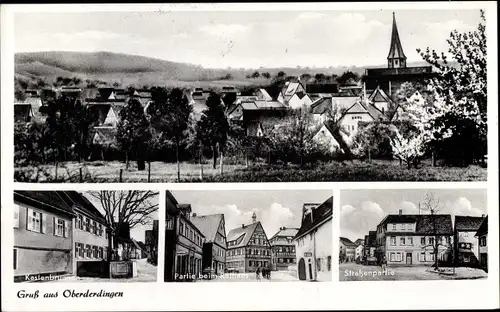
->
left=475, top=216, right=488, bottom=237
left=226, top=221, right=261, bottom=249
left=354, top=238, right=364, bottom=246
left=455, top=215, right=486, bottom=232
left=381, top=213, right=454, bottom=235
left=294, top=196, right=333, bottom=240
left=269, top=227, right=299, bottom=241
left=14, top=191, right=76, bottom=217
left=190, top=214, right=224, bottom=243
left=306, top=83, right=339, bottom=94
left=59, top=191, right=106, bottom=224
left=365, top=66, right=434, bottom=77
left=340, top=237, right=357, bottom=247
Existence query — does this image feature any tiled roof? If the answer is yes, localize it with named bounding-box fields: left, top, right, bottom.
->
left=340, top=237, right=356, bottom=247
left=455, top=215, right=485, bottom=232
left=368, top=87, right=396, bottom=106
left=191, top=214, right=224, bottom=242
left=14, top=191, right=76, bottom=216
left=354, top=238, right=364, bottom=246
left=294, top=196, right=333, bottom=240
left=475, top=216, right=488, bottom=236
left=227, top=222, right=260, bottom=248
left=269, top=227, right=299, bottom=241
left=381, top=214, right=453, bottom=235
left=257, top=89, right=272, bottom=101
left=59, top=191, right=106, bottom=224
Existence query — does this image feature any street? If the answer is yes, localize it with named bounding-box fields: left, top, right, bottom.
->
left=339, top=262, right=488, bottom=281
left=48, top=259, right=157, bottom=283
left=197, top=270, right=299, bottom=282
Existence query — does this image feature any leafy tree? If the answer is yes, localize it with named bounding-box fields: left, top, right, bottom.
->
left=15, top=83, right=26, bottom=102
left=300, top=73, right=312, bottom=82
left=116, top=97, right=151, bottom=169
left=262, top=72, right=271, bottom=79
left=251, top=71, right=260, bottom=78
left=197, top=92, right=229, bottom=170
left=337, top=71, right=360, bottom=85
left=314, top=73, right=326, bottom=82
left=413, top=10, right=487, bottom=166
left=389, top=128, right=426, bottom=169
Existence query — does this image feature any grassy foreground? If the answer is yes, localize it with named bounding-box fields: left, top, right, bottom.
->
left=15, top=159, right=487, bottom=182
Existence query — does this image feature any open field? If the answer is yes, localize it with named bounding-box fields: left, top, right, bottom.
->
left=14, top=159, right=487, bottom=182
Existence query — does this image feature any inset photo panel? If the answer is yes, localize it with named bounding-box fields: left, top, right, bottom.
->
left=164, top=189, right=333, bottom=283
left=13, top=190, right=159, bottom=283
left=339, top=188, right=488, bottom=281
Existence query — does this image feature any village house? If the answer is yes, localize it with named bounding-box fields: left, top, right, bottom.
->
left=145, top=220, right=159, bottom=264
left=375, top=210, right=453, bottom=266
left=454, top=215, right=485, bottom=267
left=363, top=231, right=378, bottom=264
left=354, top=238, right=364, bottom=261
left=226, top=213, right=272, bottom=273
left=311, top=122, right=347, bottom=154
left=14, top=103, right=34, bottom=123
left=58, top=191, right=109, bottom=273
left=164, top=191, right=205, bottom=281
left=293, top=197, right=333, bottom=281
left=364, top=12, right=436, bottom=96
left=338, top=99, right=388, bottom=137
left=191, top=213, right=227, bottom=276
left=269, top=227, right=299, bottom=271
left=277, top=81, right=306, bottom=106
left=14, top=191, right=75, bottom=282
left=475, top=216, right=488, bottom=272
left=339, top=237, right=356, bottom=262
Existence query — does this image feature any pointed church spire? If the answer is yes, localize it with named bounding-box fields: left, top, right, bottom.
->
left=387, top=12, right=407, bottom=69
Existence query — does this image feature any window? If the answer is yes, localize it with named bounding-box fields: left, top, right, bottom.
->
left=327, top=256, right=332, bottom=271
left=86, top=244, right=92, bottom=258
left=421, top=237, right=426, bottom=245
left=14, top=248, right=18, bottom=270
left=78, top=243, right=84, bottom=258
left=98, top=247, right=103, bottom=259
left=408, top=237, right=413, bottom=245
left=92, top=220, right=97, bottom=234
left=93, top=246, right=98, bottom=258
left=390, top=236, right=396, bottom=246
left=400, top=237, right=405, bottom=245
left=392, top=224, right=396, bottom=230
left=27, top=209, right=43, bottom=233
left=14, top=204, right=20, bottom=228
left=419, top=252, right=425, bottom=262
left=54, top=218, right=65, bottom=237
left=480, top=236, right=487, bottom=247
left=166, top=218, right=174, bottom=230
left=85, top=217, right=90, bottom=232
left=408, top=224, right=413, bottom=230
left=401, top=224, right=406, bottom=230
left=429, top=237, right=435, bottom=245
left=77, top=214, right=82, bottom=230
left=179, top=222, right=184, bottom=235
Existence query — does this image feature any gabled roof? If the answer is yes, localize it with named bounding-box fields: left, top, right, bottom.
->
left=381, top=214, right=453, bottom=235
left=343, top=100, right=388, bottom=121
left=368, top=87, right=396, bottom=107
left=58, top=191, right=106, bottom=224
left=475, top=216, right=488, bottom=237
left=294, top=196, right=333, bottom=240
left=340, top=237, right=356, bottom=247
left=14, top=191, right=76, bottom=217
left=283, top=82, right=304, bottom=96
left=269, top=227, right=299, bottom=241
left=309, top=97, right=332, bottom=115
left=455, top=215, right=485, bottom=232
left=354, top=238, right=364, bottom=246
left=191, top=214, right=224, bottom=243
left=93, top=126, right=116, bottom=145
left=387, top=12, right=406, bottom=60
left=256, top=89, right=272, bottom=101
left=226, top=221, right=260, bottom=249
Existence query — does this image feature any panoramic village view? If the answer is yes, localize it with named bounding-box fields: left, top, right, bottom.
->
left=13, top=9, right=487, bottom=182
left=165, top=190, right=333, bottom=282
left=339, top=189, right=488, bottom=281
left=13, top=190, right=159, bottom=282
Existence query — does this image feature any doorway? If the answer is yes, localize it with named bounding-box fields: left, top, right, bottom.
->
left=406, top=252, right=412, bottom=265
left=298, top=258, right=306, bottom=280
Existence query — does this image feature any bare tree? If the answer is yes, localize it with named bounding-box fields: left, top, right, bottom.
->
left=88, top=190, right=159, bottom=260
left=420, top=192, right=447, bottom=271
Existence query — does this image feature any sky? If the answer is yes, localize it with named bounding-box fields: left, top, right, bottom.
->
left=340, top=189, right=488, bottom=243
left=170, top=189, right=333, bottom=238
left=14, top=9, right=482, bottom=68
left=83, top=191, right=159, bottom=242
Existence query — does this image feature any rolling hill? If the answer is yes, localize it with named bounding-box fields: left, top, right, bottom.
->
left=14, top=51, right=434, bottom=88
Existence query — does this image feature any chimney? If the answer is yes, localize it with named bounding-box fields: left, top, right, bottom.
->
left=482, top=214, right=485, bottom=218
left=399, top=209, right=403, bottom=216
left=242, top=224, right=245, bottom=229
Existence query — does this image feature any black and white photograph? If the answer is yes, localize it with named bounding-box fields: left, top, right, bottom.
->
left=12, top=8, right=488, bottom=182
left=339, top=188, right=488, bottom=281
left=164, top=189, right=333, bottom=282
left=13, top=190, right=159, bottom=283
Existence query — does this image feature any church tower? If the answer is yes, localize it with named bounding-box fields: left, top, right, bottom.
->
left=387, top=12, right=407, bottom=69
